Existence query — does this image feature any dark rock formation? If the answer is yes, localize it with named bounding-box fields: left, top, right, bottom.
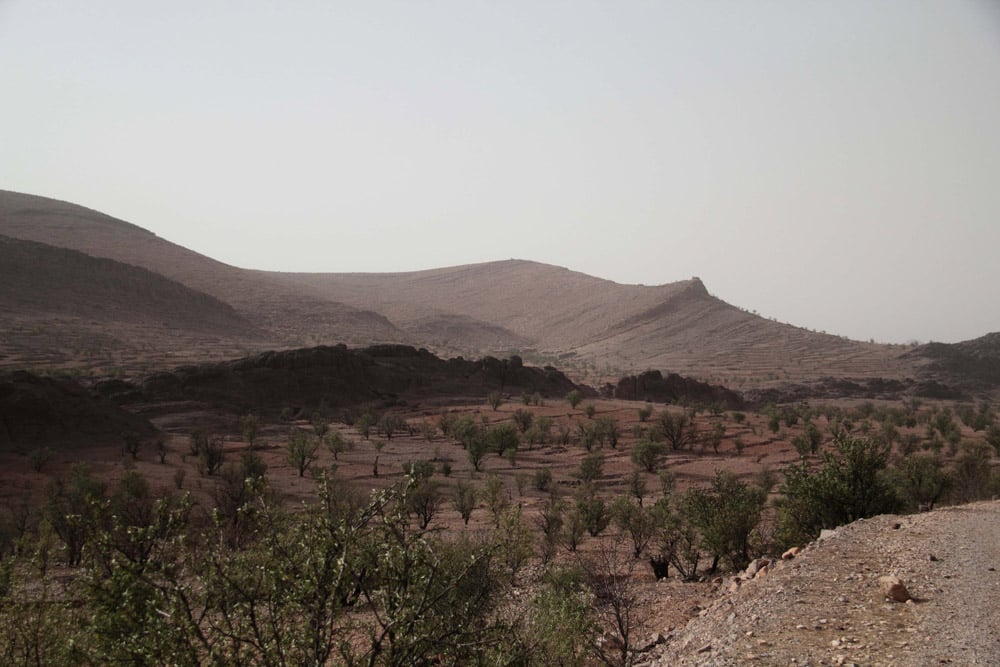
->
left=906, top=332, right=1000, bottom=393
left=135, top=345, right=583, bottom=414
left=0, top=371, right=155, bottom=447
left=613, top=370, right=744, bottom=409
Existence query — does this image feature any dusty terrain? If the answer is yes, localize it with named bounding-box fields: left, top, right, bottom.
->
left=2, top=188, right=999, bottom=665
left=647, top=501, right=1000, bottom=666
left=4, top=374, right=998, bottom=665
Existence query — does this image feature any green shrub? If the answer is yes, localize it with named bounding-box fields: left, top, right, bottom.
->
left=630, top=440, right=665, bottom=473
left=775, top=435, right=899, bottom=548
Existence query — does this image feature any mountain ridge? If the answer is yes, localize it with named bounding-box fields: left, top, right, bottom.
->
left=1, top=189, right=992, bottom=395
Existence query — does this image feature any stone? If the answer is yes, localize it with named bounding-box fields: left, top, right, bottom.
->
left=782, top=546, right=801, bottom=560
left=879, top=575, right=911, bottom=602
left=754, top=564, right=770, bottom=579
left=637, top=632, right=667, bottom=652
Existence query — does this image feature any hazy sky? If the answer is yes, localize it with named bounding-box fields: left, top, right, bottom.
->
left=2, top=1, right=999, bottom=344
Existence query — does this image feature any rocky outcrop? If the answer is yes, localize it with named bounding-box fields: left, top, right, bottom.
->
left=0, top=371, right=155, bottom=448
left=613, top=370, right=744, bottom=409
left=135, top=344, right=583, bottom=414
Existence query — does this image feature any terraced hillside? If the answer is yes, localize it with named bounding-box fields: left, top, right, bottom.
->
left=0, top=189, right=952, bottom=390
left=0, top=235, right=262, bottom=369
left=277, top=261, right=913, bottom=386
left=0, top=190, right=405, bottom=361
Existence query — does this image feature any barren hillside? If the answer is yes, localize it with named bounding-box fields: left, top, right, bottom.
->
left=0, top=189, right=962, bottom=391
left=0, top=191, right=405, bottom=354
left=278, top=262, right=913, bottom=385
left=0, top=235, right=262, bottom=369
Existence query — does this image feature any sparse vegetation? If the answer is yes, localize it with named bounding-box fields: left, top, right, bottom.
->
left=286, top=428, right=319, bottom=477
left=566, top=390, right=583, bottom=408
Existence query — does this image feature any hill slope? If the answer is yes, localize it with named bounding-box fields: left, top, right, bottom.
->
left=0, top=235, right=264, bottom=368
left=0, top=191, right=406, bottom=359
left=0, top=190, right=943, bottom=389
left=277, top=261, right=912, bottom=385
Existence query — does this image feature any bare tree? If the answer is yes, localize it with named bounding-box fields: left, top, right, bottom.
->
left=586, top=534, right=646, bottom=667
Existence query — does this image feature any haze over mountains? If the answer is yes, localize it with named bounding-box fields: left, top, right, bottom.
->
left=0, top=190, right=993, bottom=393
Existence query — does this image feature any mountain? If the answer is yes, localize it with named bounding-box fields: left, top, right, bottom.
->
left=0, top=234, right=265, bottom=368
left=274, top=260, right=912, bottom=386
left=0, top=190, right=406, bottom=369
left=904, top=332, right=1000, bottom=392
left=2, top=190, right=987, bottom=395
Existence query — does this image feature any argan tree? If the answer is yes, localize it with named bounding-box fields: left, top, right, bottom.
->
left=286, top=428, right=320, bottom=477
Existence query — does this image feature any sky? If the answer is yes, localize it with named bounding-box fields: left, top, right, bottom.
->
left=2, top=1, right=999, bottom=345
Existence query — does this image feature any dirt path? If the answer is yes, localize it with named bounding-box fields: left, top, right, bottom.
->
left=644, top=501, right=1000, bottom=666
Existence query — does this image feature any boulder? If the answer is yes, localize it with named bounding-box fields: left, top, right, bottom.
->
left=879, top=575, right=911, bottom=602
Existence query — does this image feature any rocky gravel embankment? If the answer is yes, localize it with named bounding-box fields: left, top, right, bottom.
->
left=643, top=501, right=1000, bottom=666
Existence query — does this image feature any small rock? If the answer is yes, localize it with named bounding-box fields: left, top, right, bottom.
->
left=879, top=575, right=911, bottom=602
left=637, top=632, right=667, bottom=652
left=782, top=546, right=801, bottom=560
left=755, top=564, right=770, bottom=579
left=745, top=558, right=770, bottom=578
left=928, top=554, right=939, bottom=562
left=892, top=522, right=901, bottom=529
left=696, top=643, right=712, bottom=653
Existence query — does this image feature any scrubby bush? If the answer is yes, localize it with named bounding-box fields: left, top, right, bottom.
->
left=513, top=408, right=534, bottom=433
left=577, top=452, right=604, bottom=482
left=566, top=390, right=583, bottom=409
left=679, top=471, right=766, bottom=572
left=286, top=428, right=319, bottom=477
left=533, top=467, right=554, bottom=492
left=775, top=435, right=900, bottom=548
left=888, top=453, right=948, bottom=512
left=630, top=440, right=665, bottom=473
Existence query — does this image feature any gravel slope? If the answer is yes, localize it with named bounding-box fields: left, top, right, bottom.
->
left=644, top=501, right=1000, bottom=666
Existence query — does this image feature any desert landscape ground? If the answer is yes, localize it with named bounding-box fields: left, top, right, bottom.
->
left=1, top=190, right=999, bottom=665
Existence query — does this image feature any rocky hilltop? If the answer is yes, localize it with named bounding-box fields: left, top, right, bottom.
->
left=120, top=344, right=585, bottom=415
